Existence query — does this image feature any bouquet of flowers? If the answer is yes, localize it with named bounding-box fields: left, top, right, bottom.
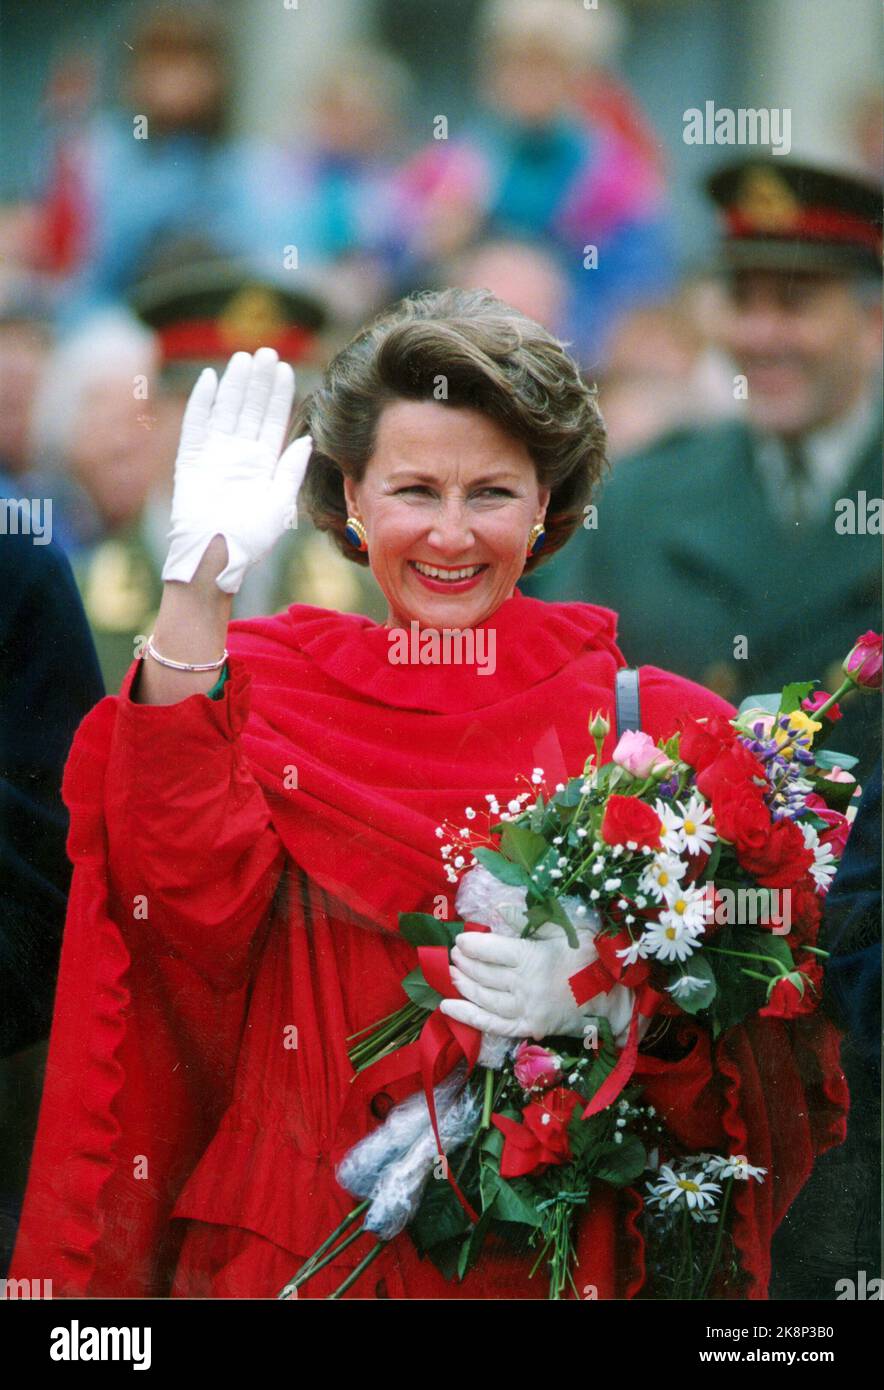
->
left=280, top=632, right=880, bottom=1300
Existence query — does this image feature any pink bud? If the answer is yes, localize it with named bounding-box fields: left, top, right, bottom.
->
left=612, top=730, right=673, bottom=779
left=843, top=631, right=883, bottom=690
left=513, top=1043, right=563, bottom=1093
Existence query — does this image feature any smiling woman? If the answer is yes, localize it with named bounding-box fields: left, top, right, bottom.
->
left=296, top=287, right=607, bottom=603
left=10, top=289, right=845, bottom=1303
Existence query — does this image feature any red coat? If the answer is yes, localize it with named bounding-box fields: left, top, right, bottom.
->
left=10, top=593, right=847, bottom=1298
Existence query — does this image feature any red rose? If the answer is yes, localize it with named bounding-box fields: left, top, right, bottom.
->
left=679, top=714, right=738, bottom=773
left=695, top=742, right=767, bottom=804
left=600, top=794, right=662, bottom=849
left=492, top=1088, right=583, bottom=1178
left=712, top=783, right=772, bottom=856
left=787, top=879, right=823, bottom=950
left=760, top=956, right=823, bottom=1019
left=739, top=815, right=814, bottom=888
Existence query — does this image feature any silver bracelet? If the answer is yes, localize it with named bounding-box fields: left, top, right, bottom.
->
left=145, top=634, right=229, bottom=673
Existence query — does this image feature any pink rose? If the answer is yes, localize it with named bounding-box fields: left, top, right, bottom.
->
left=803, top=793, right=851, bottom=856
left=612, top=730, right=672, bottom=779
left=513, top=1043, right=563, bottom=1093
left=844, top=631, right=883, bottom=690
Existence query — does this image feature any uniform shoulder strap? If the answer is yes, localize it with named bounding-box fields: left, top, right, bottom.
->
left=614, top=667, right=641, bottom=737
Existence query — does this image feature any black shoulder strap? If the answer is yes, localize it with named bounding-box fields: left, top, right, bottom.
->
left=615, top=667, right=641, bottom=737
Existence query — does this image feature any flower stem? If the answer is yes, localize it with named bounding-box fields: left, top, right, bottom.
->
left=675, top=1205, right=693, bottom=1298
left=277, top=1200, right=369, bottom=1298
left=454, top=1072, right=507, bottom=1181
left=698, top=1178, right=733, bottom=1299
left=704, top=944, right=791, bottom=972
left=813, top=677, right=856, bottom=721
left=481, top=1067, right=495, bottom=1128
left=326, top=1240, right=386, bottom=1300
left=290, top=1221, right=368, bottom=1290
left=345, top=1003, right=416, bottom=1043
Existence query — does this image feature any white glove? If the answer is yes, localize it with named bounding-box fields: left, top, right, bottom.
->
left=440, top=922, right=635, bottom=1044
left=162, top=346, right=312, bottom=594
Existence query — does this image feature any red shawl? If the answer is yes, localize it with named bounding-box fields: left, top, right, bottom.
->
left=10, top=592, right=847, bottom=1297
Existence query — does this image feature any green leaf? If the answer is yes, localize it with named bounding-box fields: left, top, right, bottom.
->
left=778, top=681, right=816, bottom=715
left=737, top=692, right=781, bottom=717
left=567, top=1106, right=602, bottom=1165
left=456, top=1206, right=494, bottom=1279
left=595, top=1134, right=647, bottom=1186
left=473, top=847, right=531, bottom=888
left=707, top=924, right=779, bottom=1036
left=583, top=1016, right=618, bottom=1098
left=813, top=748, right=859, bottom=772
left=529, top=793, right=546, bottom=833
left=418, top=1236, right=470, bottom=1282
left=478, top=1139, right=502, bottom=1210
left=409, top=1176, right=472, bottom=1255
left=704, top=840, right=722, bottom=879
left=402, top=967, right=442, bottom=1011
left=398, top=912, right=462, bottom=948
left=524, top=894, right=578, bottom=947
left=489, top=1177, right=544, bottom=1228
left=500, top=823, right=550, bottom=872
left=552, top=778, right=585, bottom=809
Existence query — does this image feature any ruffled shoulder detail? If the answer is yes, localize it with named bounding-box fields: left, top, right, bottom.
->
left=715, top=1013, right=848, bottom=1299
left=11, top=696, right=132, bottom=1295
left=228, top=591, right=624, bottom=713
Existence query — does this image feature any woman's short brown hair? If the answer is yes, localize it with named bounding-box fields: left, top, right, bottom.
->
left=293, top=287, right=607, bottom=572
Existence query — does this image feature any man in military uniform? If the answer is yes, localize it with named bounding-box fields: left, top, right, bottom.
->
left=526, top=159, right=882, bottom=774
left=77, top=252, right=385, bottom=691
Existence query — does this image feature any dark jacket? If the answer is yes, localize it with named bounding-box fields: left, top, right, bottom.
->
left=0, top=532, right=104, bottom=1055
left=526, top=417, right=882, bottom=774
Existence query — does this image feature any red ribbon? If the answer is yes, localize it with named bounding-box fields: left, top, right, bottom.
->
left=581, top=983, right=663, bottom=1119
left=358, top=920, right=666, bottom=1218
left=566, top=929, right=665, bottom=1119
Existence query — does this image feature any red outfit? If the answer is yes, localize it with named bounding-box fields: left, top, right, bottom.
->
left=11, top=594, right=847, bottom=1298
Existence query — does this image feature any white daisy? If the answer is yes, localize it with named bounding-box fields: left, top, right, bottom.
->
left=674, top=794, right=717, bottom=856
left=647, top=1165, right=721, bottom=1211
left=801, top=823, right=838, bottom=891
left=667, top=973, right=708, bottom=1000
left=660, top=880, right=711, bottom=934
left=643, top=915, right=702, bottom=963
left=640, top=853, right=688, bottom=904
left=704, top=1154, right=767, bottom=1183
left=616, top=935, right=649, bottom=967
left=655, top=799, right=689, bottom=853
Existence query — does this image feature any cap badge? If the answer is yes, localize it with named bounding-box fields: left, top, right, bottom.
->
left=736, top=167, right=801, bottom=232
left=219, top=285, right=286, bottom=350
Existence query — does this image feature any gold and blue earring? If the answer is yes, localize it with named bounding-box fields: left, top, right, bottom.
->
left=527, top=522, right=546, bottom=556
left=344, top=516, right=368, bottom=552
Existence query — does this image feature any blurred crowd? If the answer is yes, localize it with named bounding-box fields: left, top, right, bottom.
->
left=0, top=0, right=762, bottom=690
